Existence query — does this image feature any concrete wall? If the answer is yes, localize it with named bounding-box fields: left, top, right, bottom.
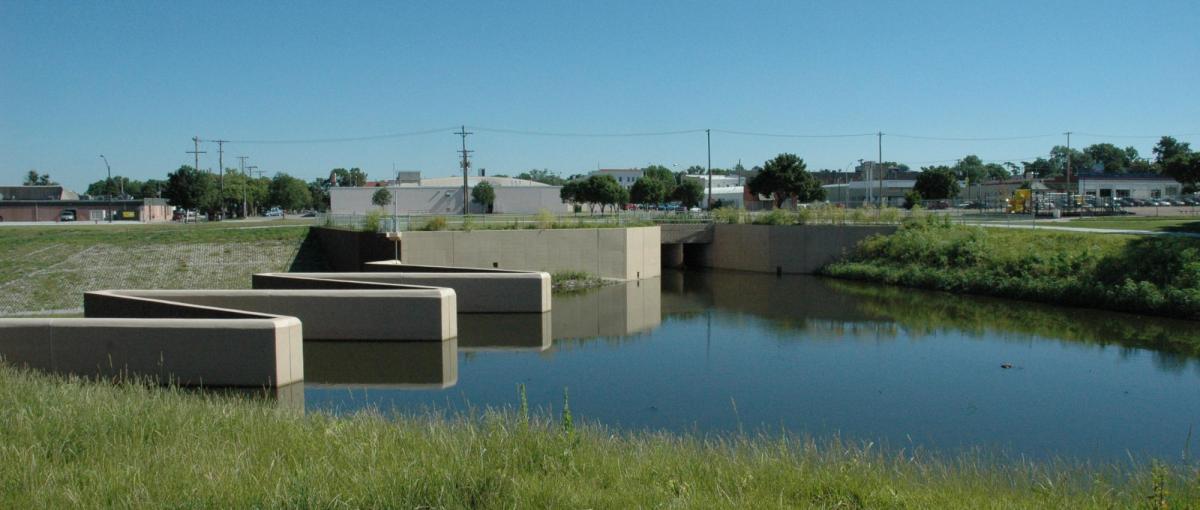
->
left=303, top=340, right=457, bottom=388
left=700, top=224, right=896, bottom=274
left=313, top=227, right=394, bottom=271
left=399, top=226, right=661, bottom=280
left=87, top=289, right=457, bottom=341
left=551, top=278, right=661, bottom=340
left=353, top=264, right=551, bottom=313
left=0, top=317, right=302, bottom=387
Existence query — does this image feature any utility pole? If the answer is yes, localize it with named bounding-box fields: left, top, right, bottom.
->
left=212, top=139, right=228, bottom=218
left=877, top=132, right=884, bottom=208
left=99, top=155, right=112, bottom=222
left=245, top=165, right=259, bottom=217
left=187, top=136, right=206, bottom=174
left=455, top=125, right=473, bottom=216
left=706, top=129, right=712, bottom=210
left=238, top=156, right=249, bottom=218
left=1064, top=131, right=1073, bottom=203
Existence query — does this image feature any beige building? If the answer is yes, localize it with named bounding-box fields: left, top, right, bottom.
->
left=331, top=175, right=569, bottom=215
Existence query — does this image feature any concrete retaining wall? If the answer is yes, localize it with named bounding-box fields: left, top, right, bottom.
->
left=0, top=317, right=302, bottom=387
left=700, top=224, right=896, bottom=274
left=399, top=226, right=661, bottom=280
left=87, top=289, right=457, bottom=341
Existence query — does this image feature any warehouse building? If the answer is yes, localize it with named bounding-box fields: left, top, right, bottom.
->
left=330, top=175, right=569, bottom=215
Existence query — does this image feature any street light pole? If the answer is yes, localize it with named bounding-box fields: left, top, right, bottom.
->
left=99, top=155, right=112, bottom=222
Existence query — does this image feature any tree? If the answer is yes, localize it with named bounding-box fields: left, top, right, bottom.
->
left=1049, top=145, right=1095, bottom=176
left=674, top=179, right=705, bottom=209
left=954, top=155, right=986, bottom=185
left=983, top=163, right=1010, bottom=181
left=914, top=166, right=960, bottom=200
left=1162, top=153, right=1200, bottom=191
left=641, top=165, right=678, bottom=197
left=560, top=180, right=583, bottom=209
left=269, top=173, right=312, bottom=211
left=514, top=169, right=566, bottom=186
left=684, top=165, right=706, bottom=175
left=371, top=187, right=392, bottom=210
left=471, top=181, right=495, bottom=212
left=330, top=167, right=368, bottom=187
left=746, top=153, right=824, bottom=208
left=1153, top=136, right=1191, bottom=165
left=1083, top=143, right=1135, bottom=174
left=309, top=179, right=331, bottom=212
left=23, top=170, right=55, bottom=186
left=630, top=177, right=668, bottom=205
left=579, top=175, right=624, bottom=213
left=164, top=165, right=217, bottom=211
left=1023, top=158, right=1056, bottom=178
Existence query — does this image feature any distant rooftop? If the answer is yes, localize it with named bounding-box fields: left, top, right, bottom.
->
left=0, top=185, right=79, bottom=201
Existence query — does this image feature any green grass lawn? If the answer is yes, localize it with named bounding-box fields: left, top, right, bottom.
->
left=0, top=366, right=1194, bottom=509
left=0, top=222, right=323, bottom=316
left=1068, top=216, right=1200, bottom=233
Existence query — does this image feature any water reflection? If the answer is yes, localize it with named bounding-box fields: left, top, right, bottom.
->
left=304, top=339, right=458, bottom=388
left=458, top=313, right=551, bottom=351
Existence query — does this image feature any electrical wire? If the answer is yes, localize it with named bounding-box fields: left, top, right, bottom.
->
left=887, top=133, right=1059, bottom=141
left=1073, top=132, right=1200, bottom=139
left=711, top=129, right=875, bottom=138
left=468, top=126, right=706, bottom=137
left=222, top=127, right=459, bottom=144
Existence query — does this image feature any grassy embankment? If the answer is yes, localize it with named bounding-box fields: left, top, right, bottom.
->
left=823, top=216, right=1200, bottom=321
left=1068, top=216, right=1200, bottom=233
left=1, top=366, right=1196, bottom=508
left=0, top=222, right=322, bottom=316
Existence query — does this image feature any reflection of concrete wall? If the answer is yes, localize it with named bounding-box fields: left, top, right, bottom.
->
left=400, top=227, right=661, bottom=280
left=303, top=340, right=457, bottom=388
left=0, top=317, right=302, bottom=387
left=458, top=313, right=551, bottom=351
left=702, top=225, right=896, bottom=274
left=356, top=263, right=551, bottom=313
left=86, top=288, right=457, bottom=341
left=552, top=278, right=661, bottom=339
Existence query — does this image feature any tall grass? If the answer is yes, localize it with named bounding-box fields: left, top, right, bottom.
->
left=0, top=365, right=1194, bottom=508
left=823, top=217, right=1200, bottom=320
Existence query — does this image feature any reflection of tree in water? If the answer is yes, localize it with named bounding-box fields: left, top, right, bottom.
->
left=823, top=278, right=1200, bottom=367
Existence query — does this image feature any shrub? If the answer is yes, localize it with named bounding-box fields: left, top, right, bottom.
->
left=363, top=209, right=384, bottom=232
left=420, top=216, right=448, bottom=231
left=712, top=207, right=744, bottom=225
left=753, top=209, right=795, bottom=226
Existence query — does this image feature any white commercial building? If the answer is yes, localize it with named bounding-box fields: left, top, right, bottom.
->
left=331, top=175, right=569, bottom=215
left=1076, top=174, right=1183, bottom=199
left=822, top=180, right=917, bottom=207
left=589, top=168, right=643, bottom=188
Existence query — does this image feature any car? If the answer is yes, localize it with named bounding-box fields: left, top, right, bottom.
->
left=265, top=208, right=283, bottom=217
left=59, top=210, right=76, bottom=222
left=300, top=211, right=317, bottom=218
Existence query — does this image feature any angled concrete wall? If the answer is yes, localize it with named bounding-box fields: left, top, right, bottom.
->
left=0, top=317, right=302, bottom=387
left=86, top=288, right=457, bottom=341
left=354, top=263, right=551, bottom=313
left=397, top=226, right=661, bottom=280
left=702, top=224, right=897, bottom=274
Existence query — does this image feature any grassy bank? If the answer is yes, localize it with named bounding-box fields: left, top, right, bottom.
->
left=0, top=366, right=1195, bottom=508
left=0, top=223, right=322, bottom=316
left=822, top=217, right=1200, bottom=321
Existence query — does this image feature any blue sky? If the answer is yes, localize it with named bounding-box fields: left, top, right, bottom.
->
left=2, top=0, right=1197, bottom=190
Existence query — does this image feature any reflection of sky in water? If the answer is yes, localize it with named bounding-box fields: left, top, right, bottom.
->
left=304, top=271, right=1200, bottom=463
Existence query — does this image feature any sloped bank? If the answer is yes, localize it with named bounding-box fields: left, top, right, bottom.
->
left=821, top=218, right=1200, bottom=321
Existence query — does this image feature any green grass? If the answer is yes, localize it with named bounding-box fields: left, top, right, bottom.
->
left=0, top=223, right=323, bottom=316
left=1, top=366, right=1196, bottom=508
left=822, top=217, right=1200, bottom=320
left=1068, top=216, right=1200, bottom=233
left=550, top=270, right=609, bottom=294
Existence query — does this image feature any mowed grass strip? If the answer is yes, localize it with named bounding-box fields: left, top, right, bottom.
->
left=0, top=366, right=1194, bottom=508
left=1068, top=216, right=1200, bottom=233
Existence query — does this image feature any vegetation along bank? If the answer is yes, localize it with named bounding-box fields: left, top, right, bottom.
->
left=821, top=217, right=1200, bottom=321
left=1, top=366, right=1196, bottom=508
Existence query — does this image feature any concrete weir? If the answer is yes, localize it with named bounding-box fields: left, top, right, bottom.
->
left=0, top=267, right=551, bottom=388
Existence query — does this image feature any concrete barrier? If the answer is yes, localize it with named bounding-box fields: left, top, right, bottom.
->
left=700, top=224, right=897, bottom=274
left=86, top=288, right=457, bottom=341
left=357, top=262, right=551, bottom=313
left=397, top=226, right=661, bottom=280
left=0, top=317, right=302, bottom=387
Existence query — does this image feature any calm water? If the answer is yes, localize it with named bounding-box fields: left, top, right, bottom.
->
left=302, top=270, right=1200, bottom=463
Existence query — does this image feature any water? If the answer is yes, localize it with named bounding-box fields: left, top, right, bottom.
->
left=302, top=270, right=1200, bottom=463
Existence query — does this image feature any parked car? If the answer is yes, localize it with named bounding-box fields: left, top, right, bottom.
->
left=265, top=207, right=283, bottom=217
left=59, top=209, right=76, bottom=222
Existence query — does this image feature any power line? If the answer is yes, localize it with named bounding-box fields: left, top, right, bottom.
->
left=469, top=126, right=705, bottom=137
left=455, top=125, right=473, bottom=216
left=186, top=136, right=206, bottom=173
left=221, top=127, right=458, bottom=144
left=887, top=133, right=1059, bottom=141
left=1073, top=132, right=1200, bottom=139
left=711, top=129, right=874, bottom=138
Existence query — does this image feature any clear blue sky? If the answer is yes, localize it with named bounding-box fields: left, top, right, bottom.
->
left=2, top=0, right=1197, bottom=191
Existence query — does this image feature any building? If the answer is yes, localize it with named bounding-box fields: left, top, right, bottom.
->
left=0, top=185, right=171, bottom=222
left=821, top=180, right=917, bottom=207
left=1075, top=174, right=1183, bottom=200
left=330, top=175, right=569, bottom=215
left=589, top=168, right=643, bottom=188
